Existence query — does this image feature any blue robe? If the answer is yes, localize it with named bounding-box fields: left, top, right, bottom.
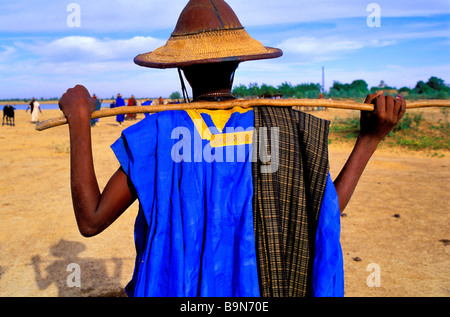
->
left=115, top=97, right=125, bottom=122
left=111, top=108, right=343, bottom=297
left=91, top=99, right=102, bottom=126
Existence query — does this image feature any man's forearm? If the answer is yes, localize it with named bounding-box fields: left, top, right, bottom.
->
left=59, top=85, right=136, bottom=237
left=333, top=135, right=379, bottom=213
left=68, top=117, right=102, bottom=235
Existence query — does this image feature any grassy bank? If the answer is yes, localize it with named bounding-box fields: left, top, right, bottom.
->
left=329, top=108, right=449, bottom=156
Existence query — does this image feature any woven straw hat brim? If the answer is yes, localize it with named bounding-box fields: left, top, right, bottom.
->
left=134, top=28, right=283, bottom=69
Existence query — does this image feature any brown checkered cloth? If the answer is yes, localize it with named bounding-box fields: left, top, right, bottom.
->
left=252, top=107, right=330, bottom=297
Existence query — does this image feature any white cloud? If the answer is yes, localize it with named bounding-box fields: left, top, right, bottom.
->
left=279, top=36, right=395, bottom=61
left=19, top=36, right=165, bottom=63
left=0, top=36, right=171, bottom=98
left=0, top=45, right=16, bottom=62
left=1, top=1, right=449, bottom=99
left=269, top=13, right=448, bottom=64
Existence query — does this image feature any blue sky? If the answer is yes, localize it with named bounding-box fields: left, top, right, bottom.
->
left=0, top=0, right=449, bottom=99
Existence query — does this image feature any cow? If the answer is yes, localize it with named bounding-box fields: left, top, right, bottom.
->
left=2, top=105, right=15, bottom=126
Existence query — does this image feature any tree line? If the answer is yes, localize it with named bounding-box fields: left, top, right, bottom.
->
left=231, top=76, right=450, bottom=100
left=2, top=77, right=448, bottom=103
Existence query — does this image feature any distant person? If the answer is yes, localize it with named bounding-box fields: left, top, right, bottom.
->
left=91, top=94, right=102, bottom=127
left=26, top=98, right=42, bottom=123
left=27, top=98, right=35, bottom=114
left=141, top=98, right=153, bottom=119
left=318, top=93, right=323, bottom=111
left=158, top=96, right=163, bottom=105
left=141, top=98, right=152, bottom=106
left=127, top=95, right=137, bottom=120
left=115, top=93, right=126, bottom=126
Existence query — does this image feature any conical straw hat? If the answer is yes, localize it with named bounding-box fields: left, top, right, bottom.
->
left=134, top=0, right=283, bottom=69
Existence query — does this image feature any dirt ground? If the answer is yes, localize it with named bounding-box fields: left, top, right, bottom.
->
left=0, top=107, right=448, bottom=297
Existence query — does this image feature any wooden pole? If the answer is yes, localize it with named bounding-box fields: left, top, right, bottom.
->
left=35, top=99, right=450, bottom=131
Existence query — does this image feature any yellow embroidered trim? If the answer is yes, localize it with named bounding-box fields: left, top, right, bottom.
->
left=210, top=131, right=254, bottom=148
left=196, top=107, right=251, bottom=133
left=185, top=107, right=253, bottom=147
left=185, top=109, right=213, bottom=140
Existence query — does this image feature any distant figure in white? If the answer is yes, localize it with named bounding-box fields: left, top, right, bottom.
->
left=27, top=98, right=42, bottom=123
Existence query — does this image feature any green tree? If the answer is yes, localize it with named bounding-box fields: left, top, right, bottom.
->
left=248, top=82, right=260, bottom=97
left=232, top=84, right=249, bottom=98
left=259, top=84, right=277, bottom=97
left=414, top=80, right=433, bottom=94
left=331, top=81, right=350, bottom=92
left=170, top=91, right=181, bottom=99
left=426, top=76, right=445, bottom=90
left=293, top=83, right=321, bottom=98
left=398, top=87, right=411, bottom=94
left=277, top=82, right=294, bottom=98
left=350, top=80, right=369, bottom=93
